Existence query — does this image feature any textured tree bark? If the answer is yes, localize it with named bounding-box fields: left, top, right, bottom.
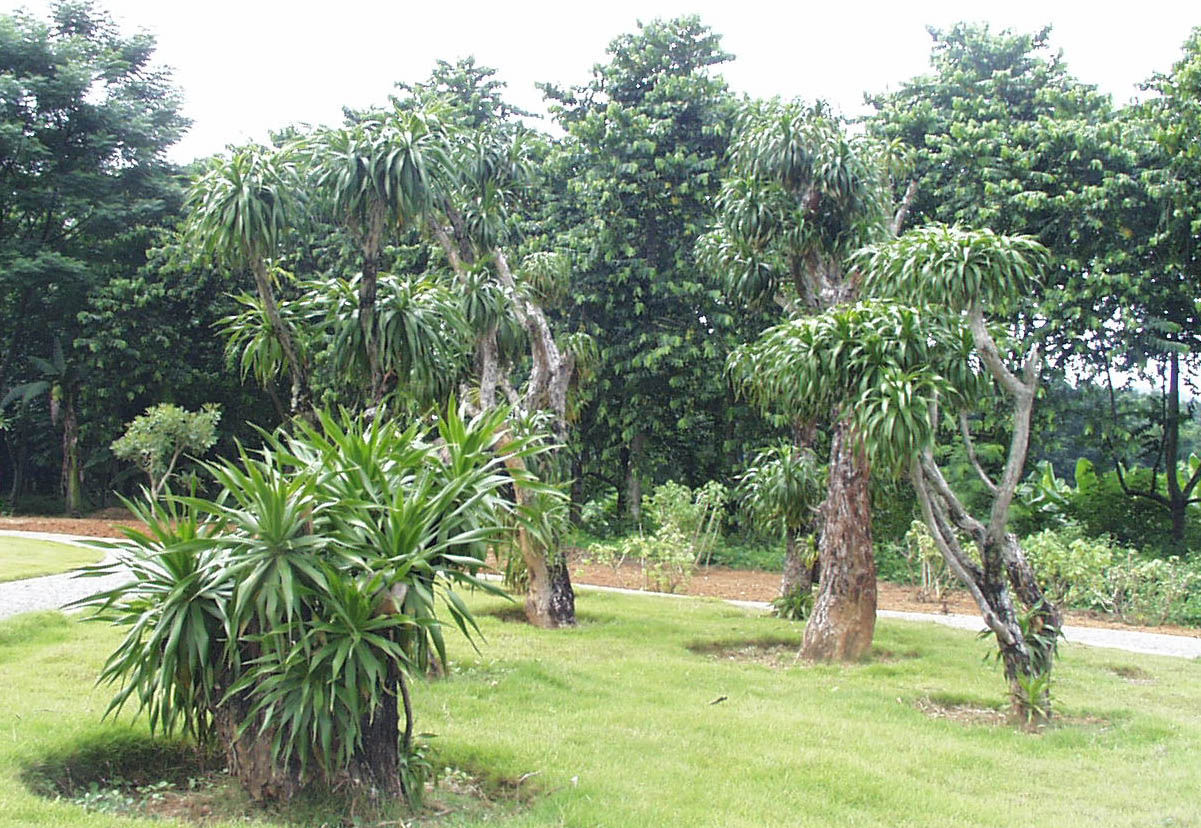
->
left=61, top=391, right=82, bottom=516
left=909, top=307, right=1060, bottom=720
left=348, top=662, right=402, bottom=797
left=802, top=420, right=876, bottom=661
left=214, top=691, right=302, bottom=803
left=779, top=528, right=813, bottom=597
left=625, top=432, right=645, bottom=522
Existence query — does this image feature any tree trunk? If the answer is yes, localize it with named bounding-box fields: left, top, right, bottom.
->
left=214, top=691, right=303, bottom=802
left=802, top=420, right=876, bottom=661
left=498, top=446, right=577, bottom=628
left=348, top=662, right=402, bottom=797
left=625, top=432, right=645, bottom=523
left=62, top=391, right=82, bottom=516
left=251, top=261, right=309, bottom=416
left=360, top=255, right=382, bottom=404
left=779, top=527, right=813, bottom=597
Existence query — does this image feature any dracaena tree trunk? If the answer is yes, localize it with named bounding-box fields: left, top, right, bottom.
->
left=801, top=419, right=876, bottom=660
left=911, top=310, right=1060, bottom=721
left=432, top=224, right=578, bottom=627
left=250, top=260, right=310, bottom=416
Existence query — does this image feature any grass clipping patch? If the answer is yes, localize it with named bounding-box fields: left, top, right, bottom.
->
left=687, top=635, right=920, bottom=668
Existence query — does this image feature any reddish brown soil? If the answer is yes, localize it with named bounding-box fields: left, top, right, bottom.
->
left=4, top=512, right=1196, bottom=639
left=567, top=555, right=1201, bottom=639
left=0, top=508, right=144, bottom=539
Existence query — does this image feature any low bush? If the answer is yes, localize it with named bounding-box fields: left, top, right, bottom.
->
left=1021, top=525, right=1201, bottom=626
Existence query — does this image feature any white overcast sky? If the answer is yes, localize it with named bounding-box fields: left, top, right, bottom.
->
left=5, top=0, right=1199, bottom=163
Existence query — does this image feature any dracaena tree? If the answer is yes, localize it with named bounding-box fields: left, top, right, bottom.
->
left=77, top=403, right=557, bottom=803
left=859, top=225, right=1059, bottom=721
left=424, top=121, right=583, bottom=628
left=703, top=100, right=908, bottom=661
left=185, top=147, right=312, bottom=416
left=735, top=441, right=825, bottom=599
left=307, top=106, right=450, bottom=402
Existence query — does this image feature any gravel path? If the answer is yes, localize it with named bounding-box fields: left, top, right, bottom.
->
left=4, top=530, right=1200, bottom=660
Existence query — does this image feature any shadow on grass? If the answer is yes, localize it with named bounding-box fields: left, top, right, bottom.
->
left=21, top=731, right=530, bottom=826
left=478, top=604, right=612, bottom=626
left=685, top=634, right=922, bottom=667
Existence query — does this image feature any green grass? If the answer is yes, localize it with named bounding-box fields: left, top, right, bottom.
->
left=0, top=535, right=104, bottom=582
left=2, top=593, right=1201, bottom=827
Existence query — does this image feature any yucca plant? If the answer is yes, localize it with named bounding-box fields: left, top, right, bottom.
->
left=72, top=491, right=231, bottom=746
left=77, top=402, right=551, bottom=804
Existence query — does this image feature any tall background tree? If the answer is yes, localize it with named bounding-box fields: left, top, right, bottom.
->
left=541, top=17, right=754, bottom=520
left=864, top=24, right=1201, bottom=551
left=0, top=1, right=216, bottom=510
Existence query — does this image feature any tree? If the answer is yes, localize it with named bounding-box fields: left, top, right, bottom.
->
left=0, top=1, right=188, bottom=508
left=735, top=441, right=824, bottom=598
left=862, top=23, right=1201, bottom=548
left=185, top=147, right=312, bottom=415
left=708, top=100, right=901, bottom=661
left=862, top=225, right=1060, bottom=720
left=1077, top=28, right=1201, bottom=548
left=307, top=107, right=449, bottom=402
left=541, top=17, right=745, bottom=517
left=1, top=339, right=83, bottom=514
left=79, top=404, right=556, bottom=803
left=110, top=402, right=221, bottom=499
left=422, top=111, right=582, bottom=628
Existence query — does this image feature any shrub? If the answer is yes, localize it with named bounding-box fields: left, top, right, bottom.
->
left=1106, top=554, right=1201, bottom=626
left=76, top=404, right=552, bottom=804
left=1021, top=526, right=1114, bottom=611
left=615, top=529, right=695, bottom=594
left=1020, top=526, right=1201, bottom=626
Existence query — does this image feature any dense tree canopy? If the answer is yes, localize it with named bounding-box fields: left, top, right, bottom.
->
left=541, top=17, right=751, bottom=517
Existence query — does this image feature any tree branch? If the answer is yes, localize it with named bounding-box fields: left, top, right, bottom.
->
left=891, top=179, right=918, bottom=236
left=959, top=412, right=999, bottom=495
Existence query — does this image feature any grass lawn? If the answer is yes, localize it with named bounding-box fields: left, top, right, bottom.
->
left=0, top=535, right=104, bottom=583
left=1, top=590, right=1199, bottom=827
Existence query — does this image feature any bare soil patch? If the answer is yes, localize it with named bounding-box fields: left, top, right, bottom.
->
left=0, top=508, right=145, bottom=539
left=686, top=636, right=919, bottom=667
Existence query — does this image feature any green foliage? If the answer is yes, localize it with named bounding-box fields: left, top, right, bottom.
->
left=543, top=16, right=752, bottom=504
left=0, top=2, right=188, bottom=438
left=861, top=224, right=1048, bottom=312
left=1020, top=525, right=1201, bottom=625
left=1021, top=458, right=1201, bottom=556
left=699, top=98, right=890, bottom=307
left=110, top=403, right=221, bottom=498
left=771, top=580, right=815, bottom=621
left=735, top=442, right=824, bottom=537
left=1106, top=554, right=1201, bottom=626
left=1021, top=526, right=1116, bottom=610
left=185, top=147, right=301, bottom=271
left=647, top=479, right=728, bottom=566
left=300, top=272, right=469, bottom=410
left=730, top=300, right=978, bottom=475
left=76, top=403, right=554, bottom=799
left=613, top=529, right=695, bottom=594
left=905, top=520, right=953, bottom=601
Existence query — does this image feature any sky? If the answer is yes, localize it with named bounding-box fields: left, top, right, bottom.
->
left=4, top=0, right=1199, bottom=163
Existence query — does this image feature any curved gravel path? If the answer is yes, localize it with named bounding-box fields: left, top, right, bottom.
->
left=4, top=530, right=1200, bottom=660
